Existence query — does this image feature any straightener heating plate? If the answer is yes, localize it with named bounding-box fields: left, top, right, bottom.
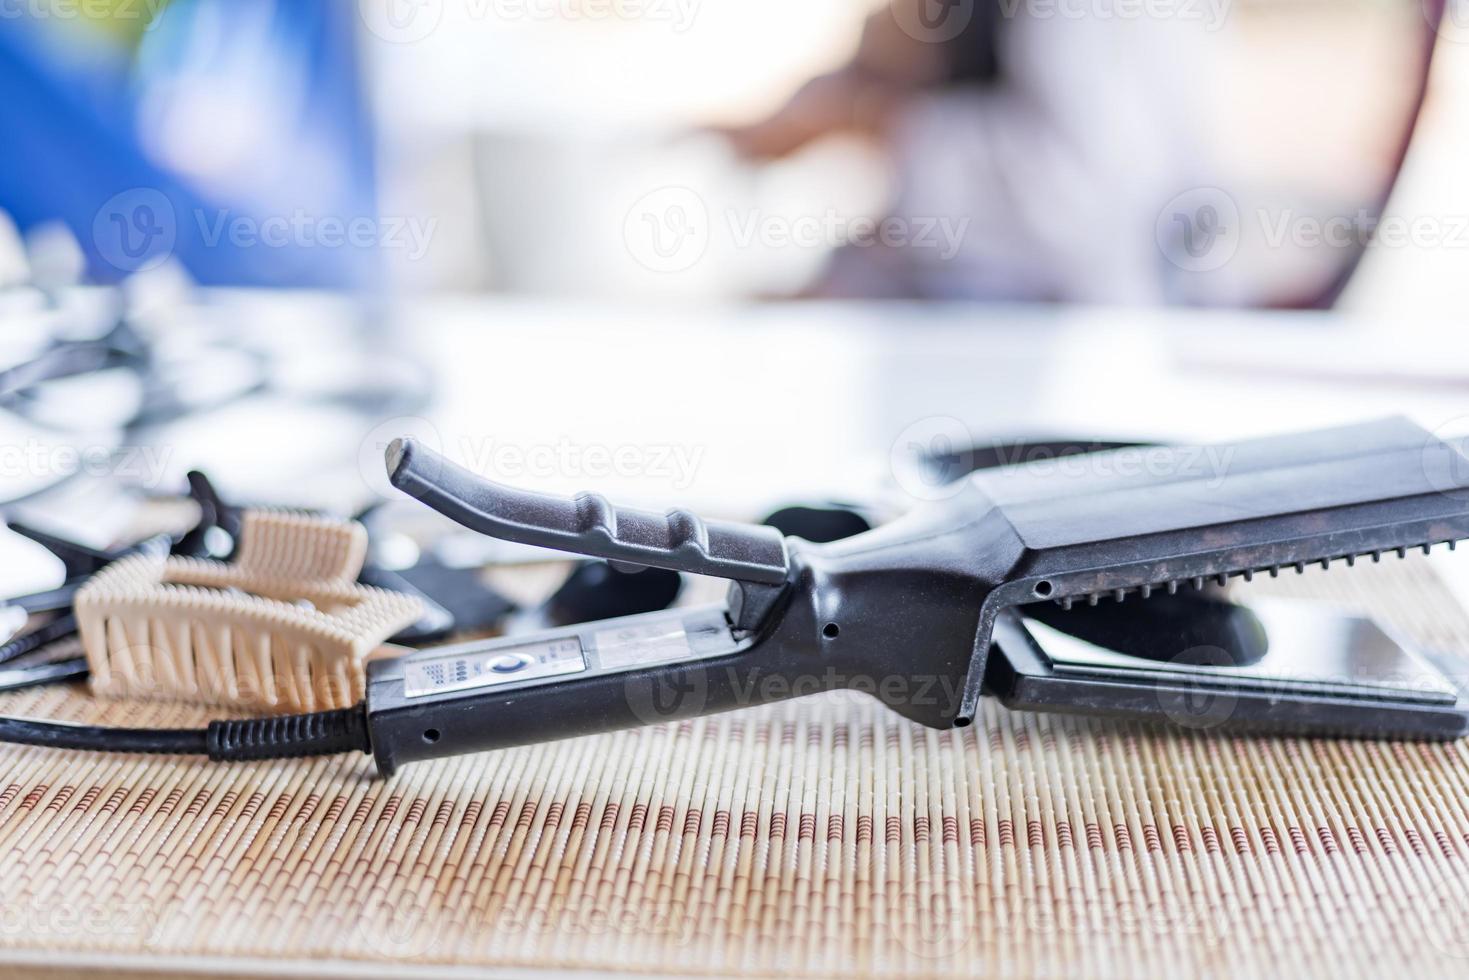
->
left=1030, top=599, right=1460, bottom=705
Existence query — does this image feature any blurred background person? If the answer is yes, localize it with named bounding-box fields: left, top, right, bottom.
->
left=718, top=0, right=1219, bottom=303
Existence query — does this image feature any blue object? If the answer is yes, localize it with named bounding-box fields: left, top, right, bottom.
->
left=0, top=1, right=378, bottom=288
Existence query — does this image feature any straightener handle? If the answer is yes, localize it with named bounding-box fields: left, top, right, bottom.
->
left=386, top=438, right=790, bottom=587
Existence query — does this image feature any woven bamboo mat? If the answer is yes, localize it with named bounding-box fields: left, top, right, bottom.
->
left=2, top=557, right=1469, bottom=978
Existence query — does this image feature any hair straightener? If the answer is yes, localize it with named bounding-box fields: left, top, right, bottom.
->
left=1, top=416, right=1467, bottom=777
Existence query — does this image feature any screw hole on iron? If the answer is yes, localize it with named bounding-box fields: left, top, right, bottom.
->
left=422, top=728, right=440, bottom=744
left=822, top=622, right=840, bottom=639
left=1033, top=580, right=1054, bottom=598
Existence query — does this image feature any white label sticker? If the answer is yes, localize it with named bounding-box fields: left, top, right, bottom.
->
left=594, top=621, right=691, bottom=671
left=402, top=636, right=585, bottom=698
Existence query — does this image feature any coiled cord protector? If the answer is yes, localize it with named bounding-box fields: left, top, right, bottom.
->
left=0, top=704, right=371, bottom=762
left=206, top=706, right=371, bottom=760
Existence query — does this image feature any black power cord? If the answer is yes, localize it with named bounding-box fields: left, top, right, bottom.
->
left=0, top=703, right=371, bottom=762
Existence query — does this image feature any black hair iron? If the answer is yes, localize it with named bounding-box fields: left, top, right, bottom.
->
left=1, top=416, right=1467, bottom=775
